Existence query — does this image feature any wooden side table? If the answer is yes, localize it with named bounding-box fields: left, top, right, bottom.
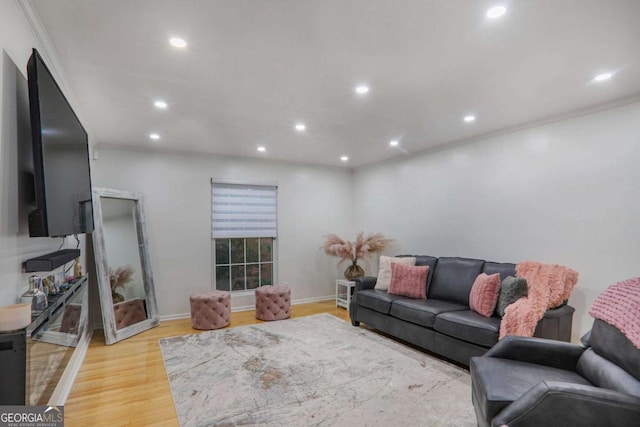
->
left=335, top=279, right=355, bottom=309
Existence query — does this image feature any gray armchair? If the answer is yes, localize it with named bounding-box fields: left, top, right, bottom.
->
left=470, top=319, right=640, bottom=427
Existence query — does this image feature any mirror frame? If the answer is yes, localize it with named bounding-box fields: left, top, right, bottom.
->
left=92, top=187, right=159, bottom=344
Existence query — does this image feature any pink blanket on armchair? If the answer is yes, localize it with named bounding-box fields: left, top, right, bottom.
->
left=499, top=261, right=579, bottom=340
left=589, top=277, right=640, bottom=349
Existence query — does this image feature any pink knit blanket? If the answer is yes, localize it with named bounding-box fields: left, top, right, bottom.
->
left=589, top=277, right=640, bottom=349
left=499, top=261, right=579, bottom=340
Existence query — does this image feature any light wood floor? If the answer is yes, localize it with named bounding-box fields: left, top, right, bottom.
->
left=64, top=300, right=349, bottom=427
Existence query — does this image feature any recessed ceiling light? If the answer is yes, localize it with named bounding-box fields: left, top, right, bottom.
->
left=593, top=72, right=613, bottom=82
left=154, top=100, right=168, bottom=109
left=295, top=123, right=306, bottom=131
left=340, top=155, right=349, bottom=162
left=169, top=37, right=187, bottom=48
left=463, top=115, right=476, bottom=123
left=355, top=85, right=369, bottom=94
left=486, top=6, right=507, bottom=19
left=149, top=133, right=160, bottom=140
left=389, top=140, right=399, bottom=147
left=257, top=146, right=266, bottom=152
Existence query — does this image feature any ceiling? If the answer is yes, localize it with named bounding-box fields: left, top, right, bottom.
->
left=30, top=0, right=640, bottom=168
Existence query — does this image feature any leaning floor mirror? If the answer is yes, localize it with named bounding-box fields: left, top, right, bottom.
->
left=92, top=187, right=159, bottom=344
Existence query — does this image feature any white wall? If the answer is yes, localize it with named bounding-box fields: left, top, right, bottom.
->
left=353, top=100, right=640, bottom=341
left=90, top=148, right=353, bottom=316
left=0, top=1, right=78, bottom=306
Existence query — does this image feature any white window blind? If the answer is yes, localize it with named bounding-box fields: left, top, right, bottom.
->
left=211, top=183, right=277, bottom=238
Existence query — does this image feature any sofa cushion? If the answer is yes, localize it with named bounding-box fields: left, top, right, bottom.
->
left=434, top=310, right=501, bottom=347
left=576, top=348, right=640, bottom=398
left=482, top=261, right=516, bottom=281
left=469, top=273, right=501, bottom=317
left=374, top=256, right=416, bottom=291
left=390, top=299, right=468, bottom=328
left=496, top=276, right=528, bottom=317
left=470, top=357, right=592, bottom=422
left=388, top=263, right=429, bottom=299
left=428, top=257, right=485, bottom=305
left=397, top=255, right=438, bottom=290
left=589, top=319, right=640, bottom=382
left=356, top=289, right=408, bottom=315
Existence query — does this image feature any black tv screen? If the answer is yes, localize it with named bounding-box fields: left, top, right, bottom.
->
left=27, top=48, right=93, bottom=237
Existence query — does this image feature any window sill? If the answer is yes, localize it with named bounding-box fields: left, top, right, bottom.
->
left=225, top=290, right=257, bottom=297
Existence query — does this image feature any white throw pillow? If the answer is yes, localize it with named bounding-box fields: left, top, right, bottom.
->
left=375, top=256, right=417, bottom=291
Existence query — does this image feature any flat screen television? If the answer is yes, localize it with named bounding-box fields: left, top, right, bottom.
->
left=26, top=48, right=93, bottom=237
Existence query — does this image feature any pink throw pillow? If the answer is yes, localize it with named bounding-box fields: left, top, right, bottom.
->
left=469, top=273, right=501, bottom=317
left=388, top=263, right=429, bottom=299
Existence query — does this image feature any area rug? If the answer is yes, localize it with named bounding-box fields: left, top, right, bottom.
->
left=159, top=314, right=475, bottom=426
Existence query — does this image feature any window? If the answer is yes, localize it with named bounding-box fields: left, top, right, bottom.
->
left=211, top=182, right=277, bottom=292
left=214, top=238, right=273, bottom=291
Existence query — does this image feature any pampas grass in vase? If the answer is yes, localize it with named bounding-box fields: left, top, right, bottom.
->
left=324, top=232, right=392, bottom=280
left=109, top=265, right=135, bottom=303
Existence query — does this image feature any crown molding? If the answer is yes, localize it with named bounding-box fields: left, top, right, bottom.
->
left=16, top=0, right=95, bottom=140
left=15, top=0, right=77, bottom=106
left=358, top=92, right=640, bottom=171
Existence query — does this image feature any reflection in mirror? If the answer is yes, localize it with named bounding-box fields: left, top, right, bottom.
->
left=26, top=338, right=74, bottom=405
left=102, top=198, right=147, bottom=329
left=31, top=284, right=87, bottom=347
left=27, top=277, right=88, bottom=405
left=92, top=188, right=158, bottom=344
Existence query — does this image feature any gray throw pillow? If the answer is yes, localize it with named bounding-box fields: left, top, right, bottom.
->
left=496, top=276, right=528, bottom=317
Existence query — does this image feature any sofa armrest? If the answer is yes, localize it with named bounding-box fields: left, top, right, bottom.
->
left=483, top=336, right=585, bottom=371
left=541, top=304, right=575, bottom=319
left=349, top=276, right=377, bottom=326
left=353, top=276, right=377, bottom=293
left=492, top=381, right=640, bottom=427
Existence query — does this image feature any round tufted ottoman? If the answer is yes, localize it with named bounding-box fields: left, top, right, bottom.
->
left=190, top=290, right=231, bottom=330
left=255, top=285, right=291, bottom=321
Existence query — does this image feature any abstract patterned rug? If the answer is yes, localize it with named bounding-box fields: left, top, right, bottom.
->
left=159, top=314, right=475, bottom=426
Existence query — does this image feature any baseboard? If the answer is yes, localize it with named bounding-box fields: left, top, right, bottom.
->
left=47, top=324, right=93, bottom=406
left=159, top=312, right=191, bottom=321
left=292, top=294, right=335, bottom=306
left=159, top=295, right=335, bottom=322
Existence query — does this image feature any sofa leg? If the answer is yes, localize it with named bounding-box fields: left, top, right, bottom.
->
left=351, top=320, right=360, bottom=327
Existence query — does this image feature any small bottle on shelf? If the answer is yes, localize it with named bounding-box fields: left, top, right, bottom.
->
left=31, top=278, right=48, bottom=315
left=73, top=259, right=83, bottom=278
left=20, top=275, right=39, bottom=310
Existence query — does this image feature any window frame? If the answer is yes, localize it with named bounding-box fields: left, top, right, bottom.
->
left=210, top=179, right=278, bottom=294
left=213, top=237, right=275, bottom=292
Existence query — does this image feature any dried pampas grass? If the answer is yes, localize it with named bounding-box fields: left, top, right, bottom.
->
left=324, top=232, right=392, bottom=265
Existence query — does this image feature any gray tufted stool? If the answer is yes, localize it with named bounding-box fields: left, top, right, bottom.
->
left=190, top=290, right=231, bottom=330
left=255, top=285, right=291, bottom=321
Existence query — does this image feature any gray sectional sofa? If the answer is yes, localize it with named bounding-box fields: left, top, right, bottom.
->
left=349, top=256, right=575, bottom=366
